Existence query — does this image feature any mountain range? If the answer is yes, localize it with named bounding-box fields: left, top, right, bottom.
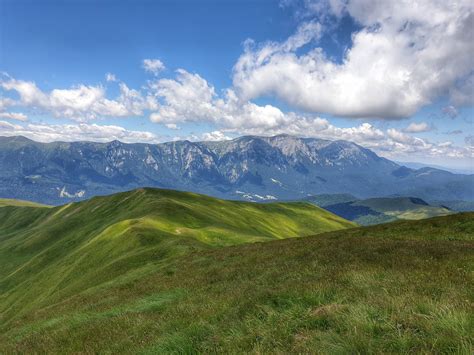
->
left=1, top=134, right=472, bottom=205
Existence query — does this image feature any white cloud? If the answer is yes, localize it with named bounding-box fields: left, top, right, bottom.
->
left=449, top=74, right=474, bottom=106
left=201, top=130, right=232, bottom=141
left=0, top=17, right=470, bottom=164
left=164, top=123, right=179, bottom=130
left=0, top=97, right=15, bottom=111
left=143, top=68, right=471, bottom=161
left=148, top=69, right=293, bottom=130
left=0, top=78, right=156, bottom=121
left=403, top=122, right=432, bottom=133
left=105, top=73, right=117, bottom=82
left=143, top=59, right=165, bottom=75
left=0, top=121, right=160, bottom=143
left=149, top=69, right=219, bottom=124
left=0, top=112, right=28, bottom=121
left=0, top=96, right=28, bottom=121
left=232, top=0, right=474, bottom=119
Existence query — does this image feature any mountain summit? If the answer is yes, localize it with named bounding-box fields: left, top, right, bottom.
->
left=0, top=135, right=472, bottom=204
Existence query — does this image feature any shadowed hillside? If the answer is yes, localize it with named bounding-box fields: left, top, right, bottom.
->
left=306, top=195, right=452, bottom=225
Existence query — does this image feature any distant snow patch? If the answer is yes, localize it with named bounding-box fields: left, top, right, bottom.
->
left=235, top=191, right=277, bottom=201
left=58, top=186, right=85, bottom=198
left=270, top=178, right=282, bottom=186
left=416, top=171, right=433, bottom=177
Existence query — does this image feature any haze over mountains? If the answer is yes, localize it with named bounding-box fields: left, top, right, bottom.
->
left=1, top=134, right=472, bottom=205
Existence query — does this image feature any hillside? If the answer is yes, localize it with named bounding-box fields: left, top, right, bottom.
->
left=304, top=193, right=358, bottom=207
left=0, top=198, right=50, bottom=208
left=0, top=188, right=353, bottom=328
left=307, top=195, right=452, bottom=225
left=1, top=135, right=472, bottom=205
left=430, top=199, right=474, bottom=212
left=0, top=192, right=472, bottom=352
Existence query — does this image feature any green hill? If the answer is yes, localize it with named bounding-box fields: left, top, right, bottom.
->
left=0, top=198, right=50, bottom=208
left=308, top=196, right=452, bottom=225
left=304, top=193, right=358, bottom=207
left=0, top=190, right=472, bottom=353
left=0, top=188, right=353, bottom=329
left=430, top=199, right=474, bottom=212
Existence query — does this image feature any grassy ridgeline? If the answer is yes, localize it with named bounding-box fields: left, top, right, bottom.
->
left=0, top=188, right=353, bottom=329
left=0, top=189, right=472, bottom=353
left=0, top=198, right=51, bottom=208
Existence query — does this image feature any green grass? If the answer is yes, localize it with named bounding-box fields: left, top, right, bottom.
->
left=357, top=197, right=452, bottom=220
left=0, top=189, right=472, bottom=353
left=0, top=188, right=353, bottom=329
left=0, top=198, right=50, bottom=208
left=304, top=193, right=358, bottom=207
left=313, top=196, right=453, bottom=225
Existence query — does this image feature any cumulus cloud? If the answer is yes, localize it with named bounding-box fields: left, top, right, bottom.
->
left=165, top=123, right=179, bottom=130
left=147, top=69, right=377, bottom=140
left=449, top=74, right=474, bottom=106
left=148, top=69, right=291, bottom=130
left=143, top=68, right=471, bottom=161
left=232, top=0, right=474, bottom=119
left=0, top=120, right=160, bottom=143
left=0, top=78, right=156, bottom=121
left=0, top=12, right=470, bottom=164
left=403, top=122, right=432, bottom=133
left=0, top=96, right=28, bottom=121
left=382, top=128, right=471, bottom=159
left=465, top=135, right=474, bottom=158
left=201, top=130, right=232, bottom=141
left=143, top=59, right=165, bottom=75
left=0, top=97, right=15, bottom=111
left=105, top=73, right=117, bottom=82
left=0, top=112, right=28, bottom=121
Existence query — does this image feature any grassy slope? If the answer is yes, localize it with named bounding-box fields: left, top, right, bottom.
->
left=0, top=198, right=50, bottom=208
left=317, top=196, right=452, bottom=225
left=356, top=197, right=452, bottom=219
left=0, top=188, right=353, bottom=329
left=431, top=199, right=474, bottom=212
left=0, top=201, right=472, bottom=353
left=304, top=193, right=358, bottom=207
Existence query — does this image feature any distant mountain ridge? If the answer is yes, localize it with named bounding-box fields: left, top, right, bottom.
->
left=0, top=134, right=473, bottom=205
left=395, top=161, right=474, bottom=175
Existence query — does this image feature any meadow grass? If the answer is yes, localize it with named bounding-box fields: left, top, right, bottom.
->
left=0, top=189, right=472, bottom=353
left=0, top=198, right=51, bottom=208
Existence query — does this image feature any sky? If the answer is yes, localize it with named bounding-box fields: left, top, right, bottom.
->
left=0, top=0, right=473, bottom=170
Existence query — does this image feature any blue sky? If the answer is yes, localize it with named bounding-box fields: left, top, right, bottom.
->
left=0, top=0, right=473, bottom=169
